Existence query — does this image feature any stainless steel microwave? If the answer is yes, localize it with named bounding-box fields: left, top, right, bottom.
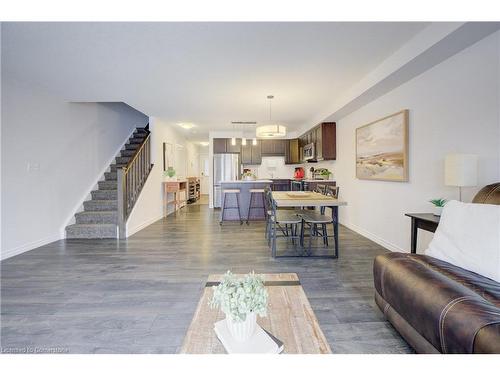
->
left=303, top=143, right=316, bottom=161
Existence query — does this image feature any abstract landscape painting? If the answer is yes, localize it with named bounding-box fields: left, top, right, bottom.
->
left=356, top=110, right=408, bottom=181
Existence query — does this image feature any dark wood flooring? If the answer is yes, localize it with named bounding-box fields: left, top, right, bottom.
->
left=1, top=204, right=413, bottom=353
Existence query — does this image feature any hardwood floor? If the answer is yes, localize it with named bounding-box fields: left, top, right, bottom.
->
left=1, top=204, right=413, bottom=354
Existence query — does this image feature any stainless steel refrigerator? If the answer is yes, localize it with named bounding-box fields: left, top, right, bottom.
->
left=213, top=154, right=240, bottom=208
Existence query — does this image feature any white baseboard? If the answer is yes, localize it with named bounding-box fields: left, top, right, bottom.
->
left=126, top=214, right=164, bottom=237
left=340, top=220, right=406, bottom=253
left=1, top=233, right=61, bottom=261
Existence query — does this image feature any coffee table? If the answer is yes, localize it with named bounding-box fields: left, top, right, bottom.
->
left=179, top=273, right=331, bottom=354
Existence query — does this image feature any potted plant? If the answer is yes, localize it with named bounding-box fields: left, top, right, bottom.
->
left=242, top=171, right=256, bottom=181
left=320, top=169, right=332, bottom=180
left=164, top=167, right=176, bottom=180
left=210, top=271, right=268, bottom=342
left=429, top=198, right=447, bottom=216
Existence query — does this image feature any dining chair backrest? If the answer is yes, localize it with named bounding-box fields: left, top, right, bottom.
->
left=325, top=185, right=340, bottom=199
left=315, top=184, right=327, bottom=195
left=264, top=186, right=275, bottom=212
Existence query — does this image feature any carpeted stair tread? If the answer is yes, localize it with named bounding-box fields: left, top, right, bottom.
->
left=104, top=171, right=117, bottom=181
left=65, top=223, right=117, bottom=239
left=91, top=189, right=117, bottom=200
left=75, top=211, right=117, bottom=224
left=110, top=164, right=127, bottom=172
left=83, top=200, right=118, bottom=211
left=115, top=156, right=131, bottom=164
left=120, top=149, right=136, bottom=157
left=98, top=180, right=117, bottom=190
left=125, top=143, right=141, bottom=150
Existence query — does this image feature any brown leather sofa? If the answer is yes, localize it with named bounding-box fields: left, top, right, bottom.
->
left=373, top=183, right=500, bottom=353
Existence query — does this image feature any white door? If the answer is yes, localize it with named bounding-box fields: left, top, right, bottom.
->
left=199, top=153, right=209, bottom=194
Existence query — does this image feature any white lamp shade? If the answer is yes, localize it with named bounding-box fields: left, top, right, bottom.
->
left=444, top=153, right=477, bottom=187
left=256, top=125, right=286, bottom=138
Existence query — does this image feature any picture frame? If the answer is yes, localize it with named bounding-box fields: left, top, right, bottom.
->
left=355, top=109, right=409, bottom=182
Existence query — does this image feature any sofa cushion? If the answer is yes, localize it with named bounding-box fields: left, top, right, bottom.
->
left=374, top=252, right=500, bottom=353
left=425, top=200, right=500, bottom=283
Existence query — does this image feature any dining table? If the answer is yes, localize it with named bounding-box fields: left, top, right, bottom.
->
left=271, top=191, right=347, bottom=258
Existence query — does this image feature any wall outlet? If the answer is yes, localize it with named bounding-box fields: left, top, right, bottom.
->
left=27, top=162, right=40, bottom=172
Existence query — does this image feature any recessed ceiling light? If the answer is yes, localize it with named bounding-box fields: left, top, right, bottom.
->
left=178, top=123, right=195, bottom=129
left=199, top=142, right=209, bottom=146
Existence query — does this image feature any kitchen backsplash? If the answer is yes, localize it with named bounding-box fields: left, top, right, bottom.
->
left=244, top=157, right=335, bottom=180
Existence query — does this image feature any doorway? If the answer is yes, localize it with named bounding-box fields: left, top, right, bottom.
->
left=198, top=152, right=209, bottom=204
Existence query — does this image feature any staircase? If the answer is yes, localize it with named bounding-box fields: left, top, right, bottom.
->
left=65, top=126, right=151, bottom=239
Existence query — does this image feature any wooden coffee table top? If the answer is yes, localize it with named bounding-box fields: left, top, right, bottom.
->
left=179, top=273, right=332, bottom=354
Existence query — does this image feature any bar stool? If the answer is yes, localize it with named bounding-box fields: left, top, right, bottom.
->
left=219, top=189, right=243, bottom=225
left=246, top=188, right=266, bottom=225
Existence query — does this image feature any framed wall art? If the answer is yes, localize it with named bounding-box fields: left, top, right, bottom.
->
left=356, top=109, right=409, bottom=182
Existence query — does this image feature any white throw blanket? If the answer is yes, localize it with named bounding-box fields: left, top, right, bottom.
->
left=425, top=200, right=500, bottom=283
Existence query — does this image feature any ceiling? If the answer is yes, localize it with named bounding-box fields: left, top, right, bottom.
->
left=2, top=22, right=429, bottom=141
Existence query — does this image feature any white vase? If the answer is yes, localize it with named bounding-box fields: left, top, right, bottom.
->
left=226, top=312, right=256, bottom=342
left=432, top=206, right=443, bottom=216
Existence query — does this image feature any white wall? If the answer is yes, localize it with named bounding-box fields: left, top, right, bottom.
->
left=125, top=117, right=197, bottom=236
left=186, top=142, right=200, bottom=178
left=1, top=76, right=148, bottom=259
left=322, top=31, right=500, bottom=253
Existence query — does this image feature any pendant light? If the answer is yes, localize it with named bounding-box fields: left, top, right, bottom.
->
left=231, top=122, right=236, bottom=146
left=256, top=95, right=286, bottom=138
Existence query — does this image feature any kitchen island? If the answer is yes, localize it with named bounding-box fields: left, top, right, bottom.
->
left=220, top=180, right=272, bottom=222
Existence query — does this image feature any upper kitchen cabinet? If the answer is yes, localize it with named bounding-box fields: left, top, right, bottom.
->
left=213, top=138, right=227, bottom=153
left=226, top=138, right=241, bottom=153
left=298, top=122, right=336, bottom=161
left=285, top=139, right=300, bottom=164
left=317, top=122, right=336, bottom=160
left=261, top=139, right=286, bottom=156
left=241, top=141, right=262, bottom=165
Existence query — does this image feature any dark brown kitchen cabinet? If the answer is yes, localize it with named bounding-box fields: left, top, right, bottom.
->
left=318, top=122, right=336, bottom=160
left=315, top=126, right=323, bottom=160
left=226, top=138, right=241, bottom=153
left=251, top=141, right=262, bottom=164
left=297, top=122, right=336, bottom=161
left=241, top=141, right=262, bottom=165
left=285, top=139, right=300, bottom=164
left=213, top=138, right=227, bottom=153
left=271, top=179, right=290, bottom=191
left=261, top=139, right=286, bottom=156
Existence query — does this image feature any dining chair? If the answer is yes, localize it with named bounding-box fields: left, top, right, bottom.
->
left=264, top=188, right=303, bottom=257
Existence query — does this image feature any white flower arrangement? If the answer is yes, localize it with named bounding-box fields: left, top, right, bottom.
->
left=209, top=271, right=268, bottom=322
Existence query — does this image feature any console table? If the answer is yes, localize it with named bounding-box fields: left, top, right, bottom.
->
left=405, top=213, right=440, bottom=254
left=163, top=181, right=187, bottom=213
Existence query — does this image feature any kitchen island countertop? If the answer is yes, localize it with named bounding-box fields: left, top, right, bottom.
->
left=220, top=180, right=273, bottom=184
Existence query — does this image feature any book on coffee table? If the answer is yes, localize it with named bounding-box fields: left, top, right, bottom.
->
left=214, top=319, right=284, bottom=354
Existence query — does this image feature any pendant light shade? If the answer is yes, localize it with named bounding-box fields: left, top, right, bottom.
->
left=256, top=95, right=286, bottom=138
left=252, top=138, right=257, bottom=146
left=256, top=125, right=287, bottom=138
left=231, top=137, right=236, bottom=146
left=242, top=137, right=247, bottom=146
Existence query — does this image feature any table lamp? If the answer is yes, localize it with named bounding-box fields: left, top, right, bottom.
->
left=444, top=153, right=477, bottom=201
